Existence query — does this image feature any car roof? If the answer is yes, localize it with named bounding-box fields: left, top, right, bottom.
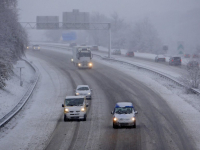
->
left=65, top=96, right=85, bottom=99
left=115, top=102, right=134, bottom=108
left=77, top=85, right=89, bottom=88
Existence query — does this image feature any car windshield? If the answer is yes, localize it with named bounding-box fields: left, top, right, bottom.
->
left=173, top=57, right=181, bottom=60
left=65, top=98, right=84, bottom=106
left=79, top=52, right=91, bottom=57
left=77, top=87, right=89, bottom=90
left=115, top=107, right=133, bottom=114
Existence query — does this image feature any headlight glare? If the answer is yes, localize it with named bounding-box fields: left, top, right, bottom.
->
left=78, top=63, right=81, bottom=66
left=113, top=117, right=117, bottom=121
left=81, top=108, right=85, bottom=112
left=88, top=93, right=91, bottom=95
left=131, top=117, right=135, bottom=121
left=65, top=108, right=69, bottom=113
left=76, top=93, right=79, bottom=95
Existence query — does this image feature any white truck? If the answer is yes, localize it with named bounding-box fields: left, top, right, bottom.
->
left=71, top=46, right=93, bottom=69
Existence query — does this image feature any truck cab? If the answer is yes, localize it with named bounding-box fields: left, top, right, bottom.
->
left=72, top=46, right=93, bottom=69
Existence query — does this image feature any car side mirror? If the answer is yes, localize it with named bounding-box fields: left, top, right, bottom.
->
left=135, top=111, right=138, bottom=114
left=86, top=103, right=89, bottom=107
left=111, top=111, right=113, bottom=114
left=62, top=104, right=64, bottom=107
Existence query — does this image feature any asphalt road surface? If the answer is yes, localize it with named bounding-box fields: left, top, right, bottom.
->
left=28, top=48, right=195, bottom=150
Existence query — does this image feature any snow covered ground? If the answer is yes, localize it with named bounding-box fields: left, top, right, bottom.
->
left=0, top=46, right=200, bottom=149
left=0, top=54, right=70, bottom=150
left=0, top=60, right=35, bottom=119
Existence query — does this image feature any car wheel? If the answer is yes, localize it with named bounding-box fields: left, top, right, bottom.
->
left=133, top=121, right=136, bottom=128
left=64, top=115, right=68, bottom=122
left=83, top=115, right=87, bottom=121
left=113, top=123, right=117, bottom=129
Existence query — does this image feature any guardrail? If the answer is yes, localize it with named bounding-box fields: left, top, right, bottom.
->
left=40, top=43, right=200, bottom=95
left=0, top=59, right=40, bottom=128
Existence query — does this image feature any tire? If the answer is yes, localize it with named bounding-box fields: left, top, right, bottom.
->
left=64, top=115, right=68, bottom=122
left=83, top=114, right=87, bottom=121
left=133, top=121, right=136, bottom=128
left=113, top=123, right=117, bottom=129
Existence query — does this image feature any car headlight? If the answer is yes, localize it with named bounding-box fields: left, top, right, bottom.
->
left=131, top=117, right=135, bottom=121
left=113, top=117, right=117, bottom=121
left=78, top=63, right=81, bottom=67
left=88, top=93, right=91, bottom=95
left=38, top=47, right=40, bottom=49
left=81, top=108, right=85, bottom=112
left=76, top=93, right=79, bottom=95
left=64, top=108, right=69, bottom=113
left=71, top=59, right=73, bottom=62
left=27, top=47, right=29, bottom=49
left=89, top=63, right=93, bottom=66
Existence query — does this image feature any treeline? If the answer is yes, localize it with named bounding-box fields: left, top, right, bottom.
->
left=88, top=12, right=162, bottom=54
left=0, top=0, right=28, bottom=88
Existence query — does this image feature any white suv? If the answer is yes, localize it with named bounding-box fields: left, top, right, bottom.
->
left=111, top=102, right=138, bottom=128
left=62, top=96, right=89, bottom=121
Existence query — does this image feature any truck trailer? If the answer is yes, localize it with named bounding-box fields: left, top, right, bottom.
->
left=71, top=46, right=93, bottom=69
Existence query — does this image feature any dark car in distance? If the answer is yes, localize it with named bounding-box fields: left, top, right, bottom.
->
left=69, top=43, right=77, bottom=47
left=125, top=51, right=134, bottom=57
left=184, top=54, right=190, bottom=58
left=112, top=49, right=121, bottom=55
left=187, top=61, right=199, bottom=70
left=155, top=55, right=166, bottom=62
left=91, top=45, right=99, bottom=51
left=169, top=57, right=181, bottom=66
left=193, top=54, right=199, bottom=58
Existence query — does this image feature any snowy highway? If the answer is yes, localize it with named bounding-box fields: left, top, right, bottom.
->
left=14, top=48, right=197, bottom=149
left=0, top=46, right=199, bottom=150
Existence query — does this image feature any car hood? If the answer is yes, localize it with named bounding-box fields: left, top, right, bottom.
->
left=76, top=90, right=90, bottom=94
left=114, top=114, right=135, bottom=119
left=65, top=106, right=84, bottom=111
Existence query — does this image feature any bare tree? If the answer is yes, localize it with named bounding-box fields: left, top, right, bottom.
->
left=88, top=12, right=109, bottom=47
left=0, top=0, right=28, bottom=88
left=181, top=60, right=200, bottom=91
left=129, top=18, right=162, bottom=53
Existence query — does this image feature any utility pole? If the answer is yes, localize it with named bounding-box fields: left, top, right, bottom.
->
left=17, top=67, right=24, bottom=86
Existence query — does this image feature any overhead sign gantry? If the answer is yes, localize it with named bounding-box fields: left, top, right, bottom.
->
left=20, top=9, right=111, bottom=57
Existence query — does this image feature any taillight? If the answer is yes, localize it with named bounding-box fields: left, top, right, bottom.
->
left=171, top=59, right=173, bottom=62
left=180, top=59, right=182, bottom=62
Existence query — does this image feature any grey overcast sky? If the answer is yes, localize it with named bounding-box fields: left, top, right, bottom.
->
left=18, top=0, right=200, bottom=22
left=18, top=0, right=200, bottom=48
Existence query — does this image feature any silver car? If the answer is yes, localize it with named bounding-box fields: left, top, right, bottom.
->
left=75, top=85, right=92, bottom=100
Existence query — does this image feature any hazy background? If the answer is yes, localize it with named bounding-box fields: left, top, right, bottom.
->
left=18, top=0, right=200, bottom=53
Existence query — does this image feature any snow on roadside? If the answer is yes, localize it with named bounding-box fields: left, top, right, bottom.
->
left=0, top=60, right=35, bottom=119
left=0, top=54, right=70, bottom=150
left=94, top=57, right=200, bottom=149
